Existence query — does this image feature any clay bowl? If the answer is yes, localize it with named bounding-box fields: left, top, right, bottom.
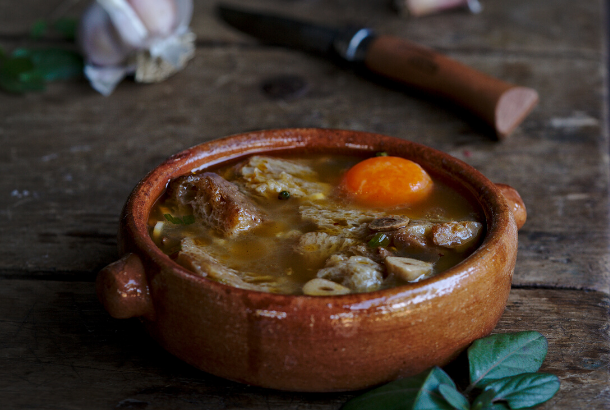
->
left=97, top=128, right=526, bottom=392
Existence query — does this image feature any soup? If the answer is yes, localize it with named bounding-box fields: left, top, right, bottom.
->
left=148, top=153, right=484, bottom=295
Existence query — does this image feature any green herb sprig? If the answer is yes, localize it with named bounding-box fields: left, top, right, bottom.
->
left=0, top=18, right=83, bottom=94
left=164, top=214, right=196, bottom=225
left=342, top=331, right=560, bottom=410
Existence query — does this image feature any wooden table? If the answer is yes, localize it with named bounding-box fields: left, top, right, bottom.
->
left=1, top=0, right=608, bottom=408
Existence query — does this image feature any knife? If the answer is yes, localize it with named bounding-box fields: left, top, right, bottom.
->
left=217, top=4, right=538, bottom=139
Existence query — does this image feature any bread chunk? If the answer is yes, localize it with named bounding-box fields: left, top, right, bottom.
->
left=177, top=237, right=265, bottom=291
left=294, top=232, right=357, bottom=267
left=300, top=203, right=386, bottom=238
left=237, top=156, right=331, bottom=200
left=317, top=254, right=384, bottom=293
left=167, top=172, right=265, bottom=237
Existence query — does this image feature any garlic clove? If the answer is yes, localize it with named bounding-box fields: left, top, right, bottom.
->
left=172, top=0, right=194, bottom=34
left=97, top=0, right=148, bottom=47
left=84, top=64, right=133, bottom=96
left=79, top=3, right=133, bottom=66
left=79, top=0, right=195, bottom=94
left=128, top=0, right=177, bottom=37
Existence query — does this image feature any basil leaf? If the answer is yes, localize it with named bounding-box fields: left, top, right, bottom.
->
left=342, top=367, right=455, bottom=410
left=468, top=331, right=547, bottom=389
left=438, top=384, right=469, bottom=410
left=0, top=56, right=45, bottom=93
left=12, top=48, right=83, bottom=81
left=482, top=373, right=560, bottom=409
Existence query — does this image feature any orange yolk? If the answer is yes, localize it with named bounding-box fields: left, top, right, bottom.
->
left=340, top=156, right=433, bottom=208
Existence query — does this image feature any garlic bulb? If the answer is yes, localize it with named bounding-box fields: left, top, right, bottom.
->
left=78, top=0, right=195, bottom=95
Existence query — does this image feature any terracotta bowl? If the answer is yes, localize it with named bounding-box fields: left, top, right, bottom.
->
left=97, top=128, right=526, bottom=392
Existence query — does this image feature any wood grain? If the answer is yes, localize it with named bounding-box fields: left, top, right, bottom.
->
left=0, top=0, right=607, bottom=407
left=0, top=46, right=607, bottom=291
left=0, top=281, right=606, bottom=409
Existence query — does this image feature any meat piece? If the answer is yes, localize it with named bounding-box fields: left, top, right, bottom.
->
left=167, top=172, right=265, bottom=237
left=390, top=220, right=435, bottom=252
left=237, top=156, right=331, bottom=200
left=369, top=216, right=410, bottom=232
left=431, top=221, right=483, bottom=250
left=302, top=278, right=351, bottom=296
left=294, top=232, right=357, bottom=267
left=300, top=203, right=386, bottom=238
left=317, top=254, right=384, bottom=293
left=385, top=256, right=433, bottom=282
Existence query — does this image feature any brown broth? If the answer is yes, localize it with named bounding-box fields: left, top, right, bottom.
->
left=148, top=153, right=484, bottom=294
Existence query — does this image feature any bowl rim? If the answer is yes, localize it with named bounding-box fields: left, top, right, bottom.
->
left=120, top=128, right=515, bottom=306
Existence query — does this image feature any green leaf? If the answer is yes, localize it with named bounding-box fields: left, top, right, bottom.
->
left=12, top=48, right=83, bottom=81
left=53, top=18, right=78, bottom=41
left=0, top=47, right=6, bottom=61
left=0, top=56, right=45, bottom=93
left=30, top=19, right=47, bottom=39
left=438, top=384, right=469, bottom=410
left=1, top=56, right=34, bottom=77
left=468, top=332, right=547, bottom=389
left=471, top=390, right=497, bottom=410
left=482, top=373, right=560, bottom=409
left=342, top=367, right=456, bottom=410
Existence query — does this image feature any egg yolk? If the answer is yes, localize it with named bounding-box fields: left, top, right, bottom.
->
left=340, top=156, right=433, bottom=208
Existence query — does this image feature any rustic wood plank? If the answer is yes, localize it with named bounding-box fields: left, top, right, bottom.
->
left=0, top=0, right=603, bottom=61
left=0, top=280, right=607, bottom=408
left=1, top=42, right=607, bottom=291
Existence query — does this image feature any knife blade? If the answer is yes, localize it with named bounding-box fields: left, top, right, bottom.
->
left=217, top=4, right=538, bottom=139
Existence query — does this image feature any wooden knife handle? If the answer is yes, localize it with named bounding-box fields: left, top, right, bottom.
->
left=364, top=35, right=538, bottom=139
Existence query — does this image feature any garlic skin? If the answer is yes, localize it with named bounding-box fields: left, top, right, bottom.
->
left=79, top=0, right=195, bottom=95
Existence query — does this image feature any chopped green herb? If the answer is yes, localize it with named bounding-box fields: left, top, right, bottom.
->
left=164, top=213, right=196, bottom=225
left=278, top=190, right=291, bottom=200
left=368, top=232, right=390, bottom=248
left=164, top=214, right=183, bottom=224
left=376, top=151, right=389, bottom=157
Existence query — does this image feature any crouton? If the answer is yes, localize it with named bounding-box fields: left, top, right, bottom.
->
left=294, top=232, right=357, bottom=267
left=167, top=172, right=265, bottom=237
left=237, top=156, right=331, bottom=199
left=317, top=254, right=384, bottom=293
left=300, top=203, right=386, bottom=238
left=177, top=237, right=266, bottom=291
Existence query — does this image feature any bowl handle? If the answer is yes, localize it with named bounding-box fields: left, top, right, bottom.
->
left=96, top=253, right=155, bottom=320
left=495, top=183, right=527, bottom=230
